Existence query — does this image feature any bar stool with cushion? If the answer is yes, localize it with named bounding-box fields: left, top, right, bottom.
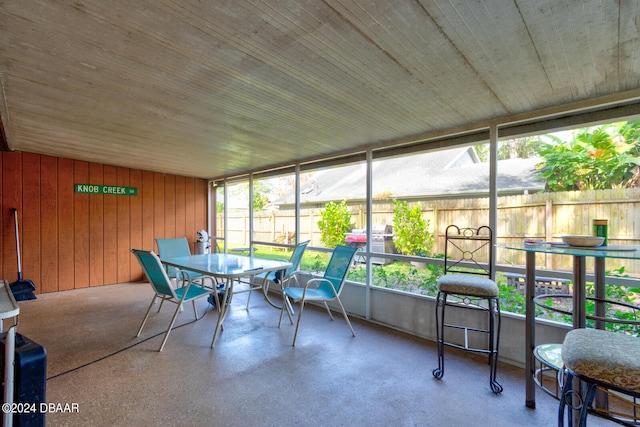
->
left=558, top=328, right=640, bottom=427
left=432, top=225, right=502, bottom=394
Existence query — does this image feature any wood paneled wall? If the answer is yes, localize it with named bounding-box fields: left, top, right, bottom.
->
left=0, top=152, right=208, bottom=294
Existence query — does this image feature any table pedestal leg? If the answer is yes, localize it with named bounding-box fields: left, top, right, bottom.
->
left=571, top=256, right=586, bottom=427
left=573, top=256, right=586, bottom=329
left=593, top=258, right=609, bottom=410
left=525, top=251, right=536, bottom=408
left=594, top=258, right=606, bottom=329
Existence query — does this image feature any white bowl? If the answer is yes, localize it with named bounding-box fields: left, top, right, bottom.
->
left=561, top=235, right=605, bottom=247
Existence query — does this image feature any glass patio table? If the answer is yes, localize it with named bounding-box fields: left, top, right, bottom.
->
left=499, top=242, right=640, bottom=409
left=161, top=253, right=292, bottom=348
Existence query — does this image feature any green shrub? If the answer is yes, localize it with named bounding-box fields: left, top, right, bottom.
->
left=317, top=200, right=352, bottom=248
left=392, top=200, right=434, bottom=256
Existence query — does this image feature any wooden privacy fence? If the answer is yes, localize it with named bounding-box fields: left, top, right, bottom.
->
left=220, top=188, right=640, bottom=275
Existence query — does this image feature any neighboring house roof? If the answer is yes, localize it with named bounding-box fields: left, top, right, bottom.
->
left=272, top=147, right=544, bottom=207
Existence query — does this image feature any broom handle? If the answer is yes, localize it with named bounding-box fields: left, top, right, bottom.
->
left=13, top=208, right=22, bottom=273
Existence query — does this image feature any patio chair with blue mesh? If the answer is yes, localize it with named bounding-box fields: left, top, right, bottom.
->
left=131, top=249, right=218, bottom=351
left=155, top=237, right=219, bottom=289
left=278, top=245, right=358, bottom=346
left=250, top=240, right=309, bottom=312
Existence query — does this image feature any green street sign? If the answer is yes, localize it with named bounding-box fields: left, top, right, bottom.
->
left=75, top=184, right=138, bottom=196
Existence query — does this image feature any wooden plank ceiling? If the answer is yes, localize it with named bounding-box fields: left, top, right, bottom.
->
left=1, top=0, right=639, bottom=179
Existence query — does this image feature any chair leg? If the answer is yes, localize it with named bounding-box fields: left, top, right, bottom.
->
left=283, top=276, right=298, bottom=317
left=192, top=300, right=199, bottom=319
left=580, top=383, right=597, bottom=426
left=558, top=370, right=573, bottom=426
left=279, top=294, right=294, bottom=328
left=432, top=292, right=446, bottom=380
left=284, top=297, right=294, bottom=319
left=488, top=297, right=503, bottom=394
left=334, top=297, right=356, bottom=337
left=432, top=292, right=502, bottom=394
left=137, top=296, right=159, bottom=337
left=292, top=299, right=306, bottom=346
left=158, top=302, right=184, bottom=352
left=323, top=301, right=335, bottom=320
left=558, top=370, right=597, bottom=427
left=278, top=295, right=286, bottom=328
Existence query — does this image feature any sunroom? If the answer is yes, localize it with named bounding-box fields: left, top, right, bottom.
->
left=1, top=1, right=639, bottom=426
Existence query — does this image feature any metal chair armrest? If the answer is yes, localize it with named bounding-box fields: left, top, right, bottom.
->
left=301, top=277, right=338, bottom=296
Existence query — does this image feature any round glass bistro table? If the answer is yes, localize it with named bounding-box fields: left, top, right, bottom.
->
left=499, top=242, right=640, bottom=409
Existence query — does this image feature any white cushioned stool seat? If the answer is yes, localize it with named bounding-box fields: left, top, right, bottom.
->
left=437, top=274, right=499, bottom=297
left=559, top=328, right=640, bottom=426
left=562, top=328, right=640, bottom=393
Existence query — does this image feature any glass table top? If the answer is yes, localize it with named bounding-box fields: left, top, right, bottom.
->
left=500, top=242, right=640, bottom=260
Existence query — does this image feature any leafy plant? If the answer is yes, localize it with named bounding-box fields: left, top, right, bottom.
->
left=252, top=180, right=272, bottom=211
left=317, top=200, right=352, bottom=248
left=392, top=200, right=434, bottom=256
left=497, top=282, right=527, bottom=315
left=417, top=262, right=444, bottom=294
left=347, top=261, right=441, bottom=294
left=535, top=122, right=640, bottom=191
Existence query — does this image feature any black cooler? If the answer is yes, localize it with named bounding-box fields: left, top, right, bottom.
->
left=0, top=332, right=46, bottom=427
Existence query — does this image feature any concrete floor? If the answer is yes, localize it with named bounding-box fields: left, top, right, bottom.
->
left=13, top=281, right=616, bottom=427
